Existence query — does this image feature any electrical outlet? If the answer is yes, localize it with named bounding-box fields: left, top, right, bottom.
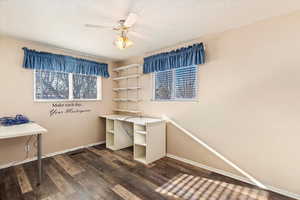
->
left=25, top=144, right=31, bottom=152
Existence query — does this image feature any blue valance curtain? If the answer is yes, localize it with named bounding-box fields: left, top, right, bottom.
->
left=143, top=43, right=205, bottom=74
left=22, top=48, right=110, bottom=78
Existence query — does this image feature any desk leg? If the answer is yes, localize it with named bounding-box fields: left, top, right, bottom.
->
left=37, top=134, right=42, bottom=186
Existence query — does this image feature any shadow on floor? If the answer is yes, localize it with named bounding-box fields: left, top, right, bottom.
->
left=156, top=173, right=269, bottom=200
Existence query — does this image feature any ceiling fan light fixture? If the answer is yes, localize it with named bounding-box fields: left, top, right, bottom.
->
left=85, top=12, right=139, bottom=50
left=114, top=36, right=133, bottom=50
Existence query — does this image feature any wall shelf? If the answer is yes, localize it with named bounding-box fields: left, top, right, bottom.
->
left=114, top=109, right=141, bottom=114
left=113, top=63, right=141, bottom=116
left=135, top=142, right=147, bottom=146
left=113, top=74, right=140, bottom=81
left=113, top=87, right=141, bottom=92
left=113, top=98, right=127, bottom=102
left=136, top=130, right=147, bottom=135
left=113, top=64, right=140, bottom=72
left=113, top=98, right=140, bottom=102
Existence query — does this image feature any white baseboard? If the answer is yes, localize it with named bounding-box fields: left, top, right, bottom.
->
left=267, top=186, right=300, bottom=200
left=166, top=153, right=300, bottom=200
left=0, top=141, right=105, bottom=170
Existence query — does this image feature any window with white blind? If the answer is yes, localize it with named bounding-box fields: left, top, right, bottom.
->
left=153, top=65, right=198, bottom=101
left=34, top=70, right=101, bottom=101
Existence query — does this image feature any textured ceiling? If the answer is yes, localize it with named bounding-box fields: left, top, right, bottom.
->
left=1, top=0, right=300, bottom=61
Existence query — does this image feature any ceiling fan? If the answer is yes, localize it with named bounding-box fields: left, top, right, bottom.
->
left=85, top=13, right=140, bottom=50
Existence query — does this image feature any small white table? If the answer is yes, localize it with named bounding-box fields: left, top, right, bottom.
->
left=100, top=115, right=166, bottom=165
left=0, top=123, right=47, bottom=185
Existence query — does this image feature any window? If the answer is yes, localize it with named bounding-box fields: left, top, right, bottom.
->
left=34, top=70, right=101, bottom=101
left=153, top=65, right=198, bottom=101
left=35, top=70, right=69, bottom=100
left=73, top=74, right=98, bottom=100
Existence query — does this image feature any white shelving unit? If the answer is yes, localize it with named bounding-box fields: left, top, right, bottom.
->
left=133, top=122, right=166, bottom=164
left=105, top=63, right=166, bottom=165
left=106, top=119, right=115, bottom=150
left=101, top=115, right=166, bottom=165
left=113, top=64, right=141, bottom=115
left=106, top=118, right=134, bottom=151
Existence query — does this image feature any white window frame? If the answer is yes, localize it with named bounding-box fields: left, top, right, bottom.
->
left=152, top=65, right=199, bottom=102
left=33, top=70, right=102, bottom=102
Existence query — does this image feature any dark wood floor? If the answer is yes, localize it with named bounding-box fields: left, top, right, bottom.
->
left=0, top=144, right=294, bottom=200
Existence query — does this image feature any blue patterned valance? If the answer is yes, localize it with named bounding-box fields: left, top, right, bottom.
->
left=22, top=48, right=110, bottom=78
left=143, top=43, right=205, bottom=74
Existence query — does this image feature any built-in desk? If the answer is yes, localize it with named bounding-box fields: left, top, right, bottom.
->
left=100, top=115, right=166, bottom=165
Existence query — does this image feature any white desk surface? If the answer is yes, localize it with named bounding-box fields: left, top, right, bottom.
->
left=0, top=123, right=47, bottom=139
left=100, top=114, right=164, bottom=125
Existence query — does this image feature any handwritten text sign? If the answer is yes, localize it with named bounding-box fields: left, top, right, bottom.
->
left=50, top=103, right=91, bottom=117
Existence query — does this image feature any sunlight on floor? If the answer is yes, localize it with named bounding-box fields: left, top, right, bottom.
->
left=155, top=174, right=269, bottom=200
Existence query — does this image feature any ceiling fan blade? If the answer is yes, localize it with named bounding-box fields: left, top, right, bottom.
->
left=124, top=13, right=138, bottom=27
left=85, top=24, right=112, bottom=29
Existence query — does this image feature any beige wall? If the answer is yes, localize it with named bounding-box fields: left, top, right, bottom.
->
left=0, top=36, right=115, bottom=166
left=117, top=11, right=300, bottom=195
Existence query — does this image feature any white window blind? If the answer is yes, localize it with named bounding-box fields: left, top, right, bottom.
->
left=154, top=69, right=173, bottom=100
left=175, top=66, right=197, bottom=99
left=154, top=65, right=198, bottom=100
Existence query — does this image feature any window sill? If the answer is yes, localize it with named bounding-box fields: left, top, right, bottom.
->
left=33, top=99, right=102, bottom=103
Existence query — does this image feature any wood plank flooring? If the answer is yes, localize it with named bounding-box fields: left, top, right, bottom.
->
left=0, top=144, right=295, bottom=200
left=14, top=165, right=33, bottom=194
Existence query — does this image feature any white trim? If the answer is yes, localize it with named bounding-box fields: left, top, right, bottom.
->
left=69, top=73, right=73, bottom=100
left=151, top=73, right=155, bottom=100
left=33, top=69, right=36, bottom=102
left=97, top=76, right=102, bottom=100
left=166, top=153, right=300, bottom=200
left=267, top=186, right=300, bottom=200
left=34, top=99, right=102, bottom=103
left=0, top=141, right=105, bottom=170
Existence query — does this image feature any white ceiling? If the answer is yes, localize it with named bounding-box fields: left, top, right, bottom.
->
left=1, top=0, right=300, bottom=61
